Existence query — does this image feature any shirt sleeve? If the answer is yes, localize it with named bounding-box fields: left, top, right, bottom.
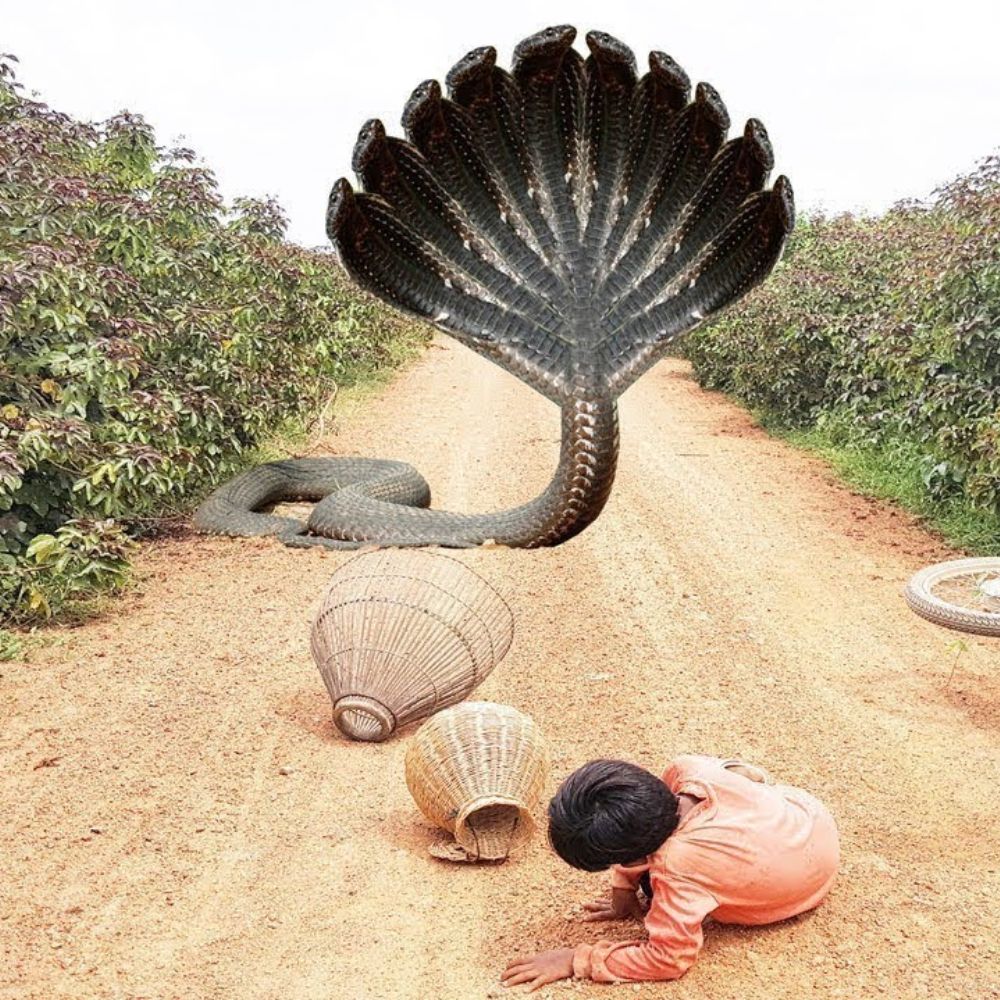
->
left=664, top=754, right=721, bottom=786
left=574, top=872, right=718, bottom=983
left=610, top=862, right=647, bottom=891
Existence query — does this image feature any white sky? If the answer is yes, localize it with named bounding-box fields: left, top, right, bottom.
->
left=5, top=0, right=1000, bottom=247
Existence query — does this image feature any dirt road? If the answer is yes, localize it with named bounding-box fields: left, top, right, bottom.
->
left=3, top=339, right=998, bottom=1000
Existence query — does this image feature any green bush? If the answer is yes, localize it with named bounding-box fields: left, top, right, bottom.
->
left=686, top=154, right=1000, bottom=525
left=0, top=626, right=23, bottom=660
left=0, top=54, right=426, bottom=622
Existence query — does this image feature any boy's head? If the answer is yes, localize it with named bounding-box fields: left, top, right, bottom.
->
left=547, top=759, right=679, bottom=871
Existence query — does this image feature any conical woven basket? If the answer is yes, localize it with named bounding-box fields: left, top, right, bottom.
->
left=405, top=702, right=549, bottom=861
left=310, top=550, right=514, bottom=741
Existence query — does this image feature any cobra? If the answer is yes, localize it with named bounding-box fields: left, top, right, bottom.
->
left=194, top=26, right=794, bottom=549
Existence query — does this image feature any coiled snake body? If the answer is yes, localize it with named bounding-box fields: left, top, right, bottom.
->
left=194, top=26, right=792, bottom=549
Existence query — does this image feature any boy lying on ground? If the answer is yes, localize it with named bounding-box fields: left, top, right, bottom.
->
left=502, top=755, right=839, bottom=991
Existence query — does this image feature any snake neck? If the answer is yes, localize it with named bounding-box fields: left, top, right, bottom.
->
left=528, top=390, right=619, bottom=547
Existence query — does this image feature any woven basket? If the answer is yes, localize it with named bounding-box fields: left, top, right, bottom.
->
left=310, top=550, right=514, bottom=741
left=405, top=702, right=549, bottom=861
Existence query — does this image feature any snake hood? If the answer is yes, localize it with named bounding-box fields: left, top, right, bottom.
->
left=327, top=26, right=793, bottom=406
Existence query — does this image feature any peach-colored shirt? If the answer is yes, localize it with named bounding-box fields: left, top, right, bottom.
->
left=572, top=755, right=839, bottom=983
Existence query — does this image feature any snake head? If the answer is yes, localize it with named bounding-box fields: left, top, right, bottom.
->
left=446, top=46, right=497, bottom=107
left=327, top=177, right=365, bottom=249
left=648, top=51, right=691, bottom=110
left=352, top=119, right=390, bottom=180
left=772, top=175, right=796, bottom=233
left=512, top=25, right=576, bottom=82
left=402, top=78, right=449, bottom=149
left=585, top=31, right=637, bottom=90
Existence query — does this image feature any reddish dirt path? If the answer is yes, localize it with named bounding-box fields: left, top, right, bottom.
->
left=2, top=339, right=998, bottom=1000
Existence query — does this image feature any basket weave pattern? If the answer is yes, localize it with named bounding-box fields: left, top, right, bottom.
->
left=311, top=550, right=514, bottom=741
left=405, top=702, right=549, bottom=861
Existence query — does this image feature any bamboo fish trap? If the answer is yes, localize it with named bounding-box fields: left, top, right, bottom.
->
left=405, top=702, right=549, bottom=862
left=310, top=550, right=514, bottom=742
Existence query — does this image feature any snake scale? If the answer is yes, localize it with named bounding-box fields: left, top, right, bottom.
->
left=194, top=25, right=793, bottom=549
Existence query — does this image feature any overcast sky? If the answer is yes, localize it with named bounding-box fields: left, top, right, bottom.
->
left=6, top=0, right=999, bottom=247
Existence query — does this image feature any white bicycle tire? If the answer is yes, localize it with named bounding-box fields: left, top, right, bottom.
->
left=903, top=557, right=1000, bottom=637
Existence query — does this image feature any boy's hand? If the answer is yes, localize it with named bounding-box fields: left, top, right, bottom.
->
left=582, top=886, right=646, bottom=922
left=501, top=948, right=574, bottom=992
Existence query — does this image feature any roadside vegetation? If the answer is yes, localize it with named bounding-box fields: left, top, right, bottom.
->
left=0, top=53, right=427, bottom=628
left=686, top=155, right=1000, bottom=554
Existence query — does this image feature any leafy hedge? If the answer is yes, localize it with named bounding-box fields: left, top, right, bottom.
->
left=0, top=55, right=426, bottom=623
left=686, top=154, right=1000, bottom=519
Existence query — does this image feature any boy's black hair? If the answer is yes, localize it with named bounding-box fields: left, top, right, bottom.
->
left=547, top=759, right=679, bottom=871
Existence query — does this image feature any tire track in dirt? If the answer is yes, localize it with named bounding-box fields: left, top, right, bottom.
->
left=2, top=340, right=997, bottom=1000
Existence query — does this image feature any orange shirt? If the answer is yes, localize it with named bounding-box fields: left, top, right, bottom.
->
left=572, top=755, right=840, bottom=983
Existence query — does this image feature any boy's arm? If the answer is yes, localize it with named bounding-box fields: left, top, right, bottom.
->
left=582, top=885, right=646, bottom=922
left=610, top=862, right=646, bottom=890
left=573, top=874, right=717, bottom=983
left=577, top=862, right=648, bottom=921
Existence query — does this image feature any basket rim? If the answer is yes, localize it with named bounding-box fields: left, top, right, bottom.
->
left=454, top=794, right=536, bottom=860
left=332, top=694, right=396, bottom=741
